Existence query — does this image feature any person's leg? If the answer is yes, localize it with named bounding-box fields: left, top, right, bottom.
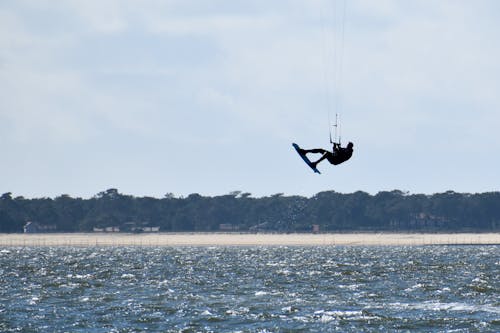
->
left=302, top=148, right=328, bottom=155
left=311, top=152, right=330, bottom=168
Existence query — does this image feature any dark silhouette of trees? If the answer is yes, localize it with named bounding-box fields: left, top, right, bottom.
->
left=0, top=190, right=499, bottom=233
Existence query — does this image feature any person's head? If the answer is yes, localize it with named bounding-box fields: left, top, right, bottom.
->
left=347, top=142, right=354, bottom=150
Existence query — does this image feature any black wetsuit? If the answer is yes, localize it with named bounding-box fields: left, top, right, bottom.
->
left=326, top=145, right=353, bottom=165
left=301, top=143, right=353, bottom=167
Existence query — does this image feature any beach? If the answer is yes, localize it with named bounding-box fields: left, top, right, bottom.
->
left=0, top=232, right=499, bottom=247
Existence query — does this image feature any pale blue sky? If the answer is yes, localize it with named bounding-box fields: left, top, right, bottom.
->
left=1, top=0, right=499, bottom=198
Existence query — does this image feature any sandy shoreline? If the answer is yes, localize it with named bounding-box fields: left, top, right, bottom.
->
left=0, top=232, right=499, bottom=247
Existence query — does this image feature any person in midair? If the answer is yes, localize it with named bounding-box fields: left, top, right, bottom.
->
left=299, top=142, right=354, bottom=168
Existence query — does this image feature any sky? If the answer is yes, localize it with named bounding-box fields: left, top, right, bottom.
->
left=1, top=0, right=499, bottom=199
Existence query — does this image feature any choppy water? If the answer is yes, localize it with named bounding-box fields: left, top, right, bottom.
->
left=0, top=246, right=498, bottom=332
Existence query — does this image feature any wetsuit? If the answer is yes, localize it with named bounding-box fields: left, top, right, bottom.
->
left=327, top=144, right=353, bottom=165
left=302, top=143, right=353, bottom=167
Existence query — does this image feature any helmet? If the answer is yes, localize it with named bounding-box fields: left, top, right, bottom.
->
left=347, top=142, right=353, bottom=148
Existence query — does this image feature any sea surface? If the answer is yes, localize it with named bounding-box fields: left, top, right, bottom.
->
left=0, top=246, right=498, bottom=332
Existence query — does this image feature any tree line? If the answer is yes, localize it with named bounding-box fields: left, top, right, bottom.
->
left=1, top=189, right=499, bottom=233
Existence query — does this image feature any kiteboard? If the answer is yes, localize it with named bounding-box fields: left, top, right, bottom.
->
left=292, top=143, right=321, bottom=174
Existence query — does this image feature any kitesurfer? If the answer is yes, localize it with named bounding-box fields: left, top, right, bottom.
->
left=299, top=142, right=353, bottom=168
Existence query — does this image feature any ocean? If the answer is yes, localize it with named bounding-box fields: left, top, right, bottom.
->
left=0, top=246, right=498, bottom=332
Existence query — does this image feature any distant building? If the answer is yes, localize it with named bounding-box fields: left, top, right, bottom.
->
left=141, top=226, right=160, bottom=232
left=312, top=224, right=320, bottom=233
left=24, top=221, right=40, bottom=233
left=131, top=226, right=160, bottom=233
left=24, top=221, right=57, bottom=233
left=123, top=222, right=160, bottom=233
left=93, top=226, right=159, bottom=233
left=219, top=224, right=240, bottom=231
left=389, top=213, right=449, bottom=230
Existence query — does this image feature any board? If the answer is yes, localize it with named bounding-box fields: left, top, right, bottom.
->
left=292, top=143, right=321, bottom=174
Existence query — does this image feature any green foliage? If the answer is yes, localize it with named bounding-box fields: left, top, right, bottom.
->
left=0, top=190, right=499, bottom=233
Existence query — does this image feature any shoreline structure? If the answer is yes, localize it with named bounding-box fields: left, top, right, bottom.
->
left=0, top=233, right=499, bottom=247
